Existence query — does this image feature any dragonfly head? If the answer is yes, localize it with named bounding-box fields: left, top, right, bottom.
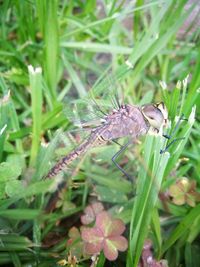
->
left=141, top=102, right=168, bottom=131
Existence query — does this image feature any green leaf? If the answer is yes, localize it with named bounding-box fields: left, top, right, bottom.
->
left=0, top=162, right=21, bottom=181
left=0, top=233, right=33, bottom=251
left=5, top=180, right=24, bottom=197
left=95, top=185, right=128, bottom=203
left=28, top=65, right=43, bottom=166
left=0, top=209, right=41, bottom=220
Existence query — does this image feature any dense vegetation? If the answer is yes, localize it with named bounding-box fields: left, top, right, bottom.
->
left=0, top=1, right=200, bottom=266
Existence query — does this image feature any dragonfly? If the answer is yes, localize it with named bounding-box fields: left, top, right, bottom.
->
left=45, top=101, right=168, bottom=179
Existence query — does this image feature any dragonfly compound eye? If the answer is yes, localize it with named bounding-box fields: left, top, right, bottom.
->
left=155, top=102, right=168, bottom=126
left=141, top=103, right=167, bottom=130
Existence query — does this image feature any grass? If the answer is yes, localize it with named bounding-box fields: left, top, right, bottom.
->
left=0, top=0, right=200, bottom=266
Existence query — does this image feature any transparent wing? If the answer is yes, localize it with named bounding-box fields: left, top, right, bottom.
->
left=47, top=128, right=91, bottom=161
left=63, top=69, right=128, bottom=128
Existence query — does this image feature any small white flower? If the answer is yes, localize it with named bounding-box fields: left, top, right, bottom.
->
left=125, top=60, right=134, bottom=69
left=188, top=106, right=196, bottom=125
left=176, top=80, right=181, bottom=89
left=41, top=142, right=48, bottom=148
left=0, top=124, right=7, bottom=136
left=183, top=74, right=189, bottom=89
left=28, top=65, right=42, bottom=74
left=159, top=80, right=167, bottom=90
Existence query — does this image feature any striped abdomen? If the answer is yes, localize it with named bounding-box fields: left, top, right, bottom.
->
left=45, top=128, right=106, bottom=179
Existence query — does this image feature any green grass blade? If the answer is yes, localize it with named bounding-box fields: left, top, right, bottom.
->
left=164, top=106, right=196, bottom=177
left=61, top=41, right=133, bottom=54
left=43, top=0, right=59, bottom=100
left=29, top=66, right=43, bottom=166
left=128, top=134, right=169, bottom=266
left=0, top=209, right=41, bottom=220
left=63, top=55, right=87, bottom=97
left=162, top=204, right=200, bottom=254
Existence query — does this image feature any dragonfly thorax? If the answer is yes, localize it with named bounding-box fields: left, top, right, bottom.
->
left=99, top=104, right=149, bottom=141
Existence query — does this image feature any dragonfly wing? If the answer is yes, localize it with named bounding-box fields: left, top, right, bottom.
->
left=64, top=70, right=129, bottom=127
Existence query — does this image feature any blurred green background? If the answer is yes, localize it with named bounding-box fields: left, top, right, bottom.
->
left=0, top=1, right=200, bottom=266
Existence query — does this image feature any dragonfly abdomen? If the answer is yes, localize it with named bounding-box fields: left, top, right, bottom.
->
left=45, top=129, right=106, bottom=179
left=46, top=141, right=89, bottom=178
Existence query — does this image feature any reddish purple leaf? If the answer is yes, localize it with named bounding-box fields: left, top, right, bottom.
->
left=81, top=227, right=103, bottom=243
left=103, top=239, right=118, bottom=261
left=84, top=241, right=103, bottom=255
left=81, top=206, right=95, bottom=225
left=95, top=211, right=112, bottom=236
left=81, top=210, right=128, bottom=261
left=108, top=218, right=126, bottom=236
left=108, top=236, right=128, bottom=251
left=92, top=202, right=104, bottom=215
left=81, top=202, right=104, bottom=225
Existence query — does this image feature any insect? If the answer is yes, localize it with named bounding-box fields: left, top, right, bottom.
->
left=45, top=102, right=168, bottom=179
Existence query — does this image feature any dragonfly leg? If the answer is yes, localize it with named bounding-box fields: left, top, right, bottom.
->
left=169, top=114, right=186, bottom=137
left=160, top=137, right=185, bottom=154
left=163, top=114, right=186, bottom=139
left=112, top=139, right=123, bottom=148
left=161, top=114, right=186, bottom=154
left=112, top=140, right=132, bottom=179
left=162, top=134, right=170, bottom=139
